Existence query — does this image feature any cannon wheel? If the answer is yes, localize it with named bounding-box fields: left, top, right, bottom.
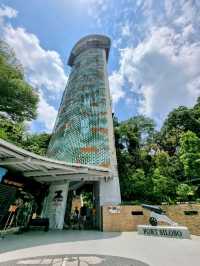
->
left=149, top=217, right=157, bottom=226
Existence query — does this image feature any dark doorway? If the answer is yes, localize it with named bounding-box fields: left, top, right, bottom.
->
left=64, top=181, right=100, bottom=230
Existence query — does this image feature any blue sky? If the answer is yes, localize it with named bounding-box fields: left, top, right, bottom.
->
left=0, top=0, right=200, bottom=133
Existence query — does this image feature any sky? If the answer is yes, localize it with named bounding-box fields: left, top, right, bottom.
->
left=0, top=0, right=200, bottom=133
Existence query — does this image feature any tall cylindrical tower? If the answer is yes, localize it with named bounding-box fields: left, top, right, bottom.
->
left=48, top=34, right=121, bottom=205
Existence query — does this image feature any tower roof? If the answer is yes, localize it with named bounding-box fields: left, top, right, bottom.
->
left=68, top=34, right=111, bottom=66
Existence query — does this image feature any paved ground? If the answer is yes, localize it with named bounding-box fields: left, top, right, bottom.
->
left=0, top=230, right=200, bottom=266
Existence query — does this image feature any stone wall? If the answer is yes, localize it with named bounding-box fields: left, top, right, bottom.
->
left=102, top=204, right=200, bottom=235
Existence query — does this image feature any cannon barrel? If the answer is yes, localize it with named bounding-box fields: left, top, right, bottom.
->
left=142, top=204, right=165, bottom=214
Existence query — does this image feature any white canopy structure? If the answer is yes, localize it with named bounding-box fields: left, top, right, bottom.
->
left=0, top=139, right=111, bottom=183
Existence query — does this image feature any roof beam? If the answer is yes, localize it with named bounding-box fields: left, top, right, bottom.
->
left=0, top=157, right=27, bottom=165
left=34, top=174, right=105, bottom=183
left=0, top=147, right=24, bottom=159
left=0, top=155, right=86, bottom=173
left=29, top=158, right=83, bottom=172
left=24, top=169, right=88, bottom=177
left=87, top=169, right=111, bottom=177
left=69, top=181, right=85, bottom=191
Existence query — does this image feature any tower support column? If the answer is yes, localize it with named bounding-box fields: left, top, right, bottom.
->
left=99, top=177, right=121, bottom=206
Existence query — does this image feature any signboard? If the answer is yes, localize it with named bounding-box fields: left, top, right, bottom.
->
left=108, top=206, right=121, bottom=214
left=53, top=190, right=64, bottom=207
left=138, top=225, right=190, bottom=239
left=0, top=167, right=7, bottom=183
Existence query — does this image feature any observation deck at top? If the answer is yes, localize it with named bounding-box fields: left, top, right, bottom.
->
left=68, top=34, right=111, bottom=66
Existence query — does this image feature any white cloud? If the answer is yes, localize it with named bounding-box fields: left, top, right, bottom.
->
left=112, top=38, right=122, bottom=49
left=0, top=5, right=68, bottom=132
left=172, top=0, right=199, bottom=27
left=1, top=1, right=200, bottom=131
left=87, top=0, right=110, bottom=28
left=84, top=0, right=199, bottom=123
left=0, top=4, right=17, bottom=21
left=3, top=26, right=67, bottom=93
left=116, top=26, right=200, bottom=123
left=109, top=71, right=125, bottom=105
left=77, top=0, right=200, bottom=126
left=121, top=23, right=131, bottom=37
left=37, top=92, right=57, bottom=132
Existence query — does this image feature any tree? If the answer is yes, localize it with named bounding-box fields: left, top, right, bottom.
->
left=168, top=155, right=185, bottom=182
left=155, top=151, right=169, bottom=173
left=126, top=116, right=155, bottom=144
left=0, top=116, right=51, bottom=155
left=160, top=100, right=200, bottom=154
left=22, top=133, right=51, bottom=156
left=162, top=106, right=200, bottom=135
left=114, top=99, right=200, bottom=203
left=0, top=117, right=25, bottom=144
left=0, top=40, right=39, bottom=122
left=152, top=169, right=169, bottom=201
left=179, top=131, right=200, bottom=180
left=176, top=183, right=197, bottom=201
left=152, top=168, right=176, bottom=202
left=192, top=97, right=200, bottom=127
left=115, top=115, right=156, bottom=168
left=0, top=41, right=50, bottom=156
left=132, top=169, right=155, bottom=201
left=114, top=116, right=157, bottom=202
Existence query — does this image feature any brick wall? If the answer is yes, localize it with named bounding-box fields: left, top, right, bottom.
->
left=102, top=204, right=200, bottom=235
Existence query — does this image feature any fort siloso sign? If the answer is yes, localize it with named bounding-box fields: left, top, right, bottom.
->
left=138, top=225, right=190, bottom=239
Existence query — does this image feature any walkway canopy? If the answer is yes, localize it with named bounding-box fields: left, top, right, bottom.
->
left=0, top=139, right=111, bottom=183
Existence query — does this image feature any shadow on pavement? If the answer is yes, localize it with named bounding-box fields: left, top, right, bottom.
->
left=0, top=254, right=149, bottom=266
left=0, top=230, right=121, bottom=253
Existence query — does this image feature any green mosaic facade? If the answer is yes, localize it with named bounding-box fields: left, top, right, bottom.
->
left=47, top=35, right=112, bottom=167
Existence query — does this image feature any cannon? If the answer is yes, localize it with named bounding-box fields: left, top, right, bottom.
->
left=142, top=204, right=178, bottom=226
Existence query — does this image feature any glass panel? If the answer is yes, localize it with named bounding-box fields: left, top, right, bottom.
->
left=48, top=48, right=110, bottom=167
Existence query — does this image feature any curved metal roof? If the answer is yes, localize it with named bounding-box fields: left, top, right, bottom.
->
left=0, top=139, right=111, bottom=183
left=68, top=34, right=111, bottom=66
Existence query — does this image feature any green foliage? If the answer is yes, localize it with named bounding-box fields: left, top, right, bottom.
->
left=0, top=41, right=49, bottom=156
left=159, top=101, right=200, bottom=155
left=0, top=40, right=39, bottom=122
left=22, top=133, right=51, bottom=156
left=152, top=168, right=175, bottom=202
left=115, top=115, right=156, bottom=202
left=125, top=115, right=155, bottom=144
left=0, top=116, right=51, bottom=155
left=0, top=117, right=25, bottom=144
left=115, top=99, right=200, bottom=204
left=127, top=169, right=146, bottom=198
left=82, top=192, right=93, bottom=208
left=179, top=131, right=200, bottom=180
left=155, top=151, right=169, bottom=172
left=176, top=184, right=197, bottom=201
left=162, top=106, right=198, bottom=132
left=115, top=115, right=155, bottom=169
left=152, top=169, right=168, bottom=199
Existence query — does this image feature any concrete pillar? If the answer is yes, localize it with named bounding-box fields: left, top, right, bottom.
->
left=101, top=49, right=121, bottom=206
left=99, top=176, right=121, bottom=206
left=43, top=181, right=69, bottom=229
left=93, top=181, right=100, bottom=229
